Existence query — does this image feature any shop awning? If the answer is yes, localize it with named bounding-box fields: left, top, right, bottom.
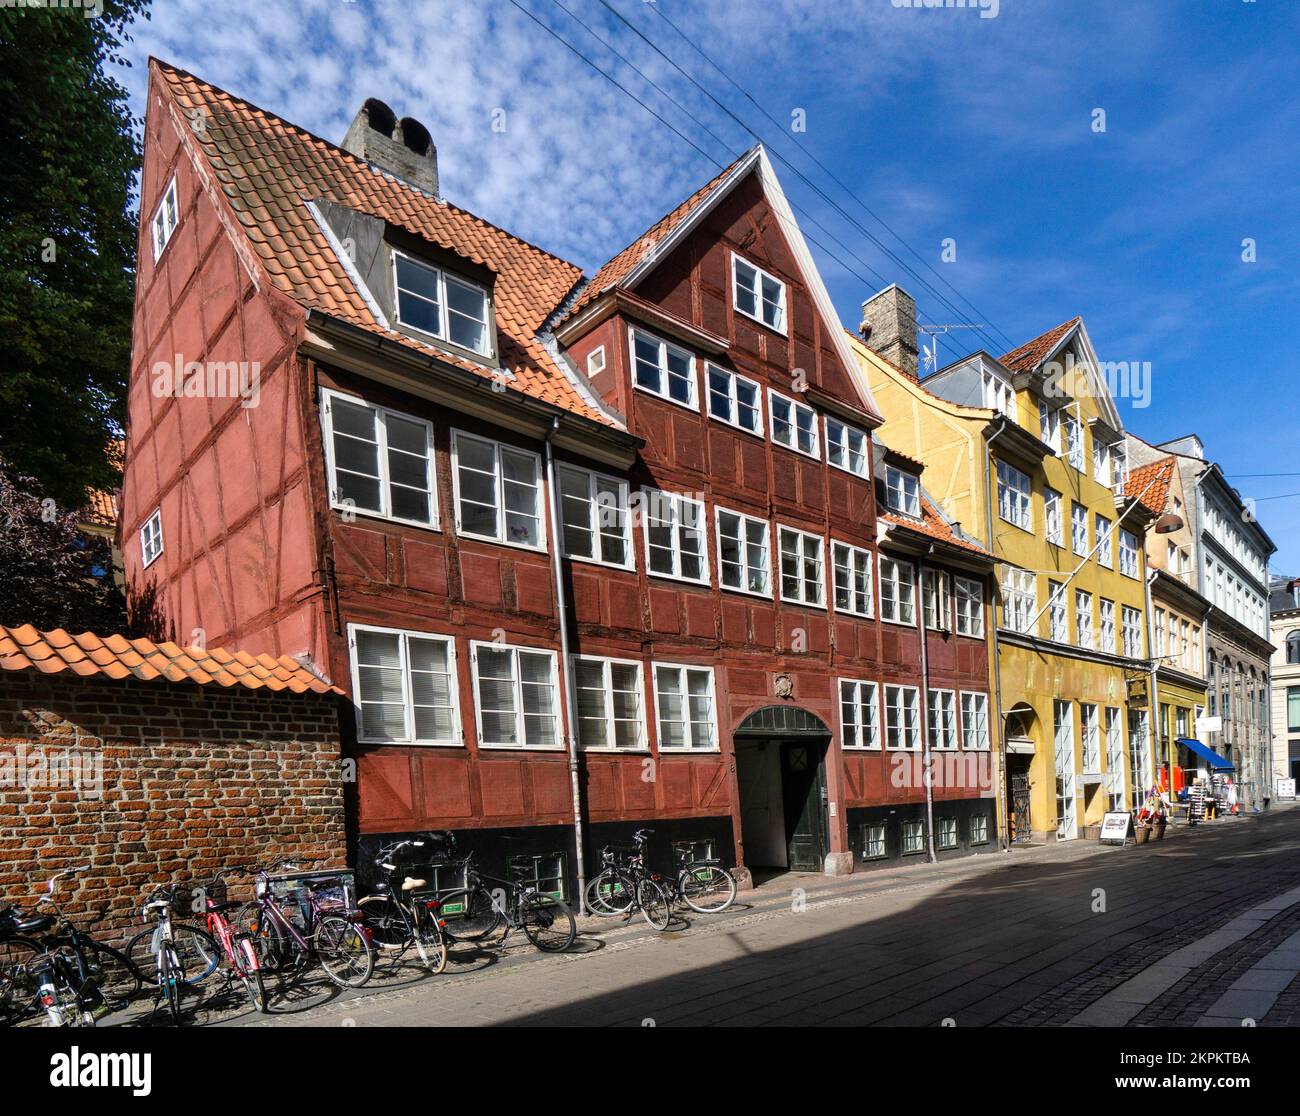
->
left=1177, top=737, right=1234, bottom=772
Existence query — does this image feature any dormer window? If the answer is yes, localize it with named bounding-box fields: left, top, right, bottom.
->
left=884, top=465, right=920, bottom=518
left=731, top=254, right=787, bottom=334
left=151, top=178, right=179, bottom=261
left=981, top=369, right=1013, bottom=417
left=393, top=250, right=491, bottom=356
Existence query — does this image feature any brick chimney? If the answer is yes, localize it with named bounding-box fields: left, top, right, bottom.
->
left=860, top=284, right=918, bottom=380
left=342, top=98, right=439, bottom=197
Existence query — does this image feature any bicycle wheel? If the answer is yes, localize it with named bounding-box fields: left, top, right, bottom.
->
left=233, top=936, right=268, bottom=1013
left=160, top=948, right=182, bottom=1026
left=585, top=869, right=635, bottom=916
left=635, top=878, right=671, bottom=931
left=439, top=886, right=506, bottom=945
left=125, top=923, right=219, bottom=987
left=236, top=903, right=309, bottom=975
left=357, top=895, right=410, bottom=954
left=679, top=864, right=737, bottom=914
left=314, top=916, right=374, bottom=988
left=82, top=939, right=143, bottom=1007
left=0, top=937, right=41, bottom=1024
left=520, top=894, right=576, bottom=953
left=413, top=906, right=448, bottom=975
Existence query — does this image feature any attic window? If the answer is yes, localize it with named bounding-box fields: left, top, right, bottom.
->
left=731, top=254, right=786, bottom=334
left=884, top=466, right=920, bottom=518
left=392, top=249, right=491, bottom=356
left=151, top=178, right=179, bottom=262
left=586, top=346, right=606, bottom=377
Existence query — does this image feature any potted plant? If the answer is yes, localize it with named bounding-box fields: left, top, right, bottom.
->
left=1134, top=805, right=1153, bottom=844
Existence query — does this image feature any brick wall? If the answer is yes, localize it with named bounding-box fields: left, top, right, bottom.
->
left=0, top=673, right=346, bottom=936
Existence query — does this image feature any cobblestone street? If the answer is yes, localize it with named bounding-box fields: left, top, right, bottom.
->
left=201, top=806, right=1300, bottom=1028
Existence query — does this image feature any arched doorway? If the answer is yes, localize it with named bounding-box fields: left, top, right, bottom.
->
left=1004, top=704, right=1037, bottom=844
left=733, top=706, right=831, bottom=874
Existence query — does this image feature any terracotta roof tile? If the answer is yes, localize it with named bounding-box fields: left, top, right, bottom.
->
left=0, top=624, right=342, bottom=695
left=881, top=496, right=990, bottom=557
left=999, top=317, right=1080, bottom=374
left=1126, top=456, right=1176, bottom=515
left=153, top=61, right=613, bottom=427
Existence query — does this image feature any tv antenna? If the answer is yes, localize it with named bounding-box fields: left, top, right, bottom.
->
left=918, top=323, right=988, bottom=375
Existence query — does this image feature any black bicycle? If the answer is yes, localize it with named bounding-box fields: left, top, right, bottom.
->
left=357, top=838, right=449, bottom=974
left=583, top=831, right=672, bottom=930
left=586, top=829, right=735, bottom=919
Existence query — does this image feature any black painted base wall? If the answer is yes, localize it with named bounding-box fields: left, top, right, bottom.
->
left=845, top=797, right=998, bottom=870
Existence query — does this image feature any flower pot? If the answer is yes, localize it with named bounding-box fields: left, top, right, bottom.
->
left=1135, top=825, right=1152, bottom=845
left=1153, top=821, right=1167, bottom=840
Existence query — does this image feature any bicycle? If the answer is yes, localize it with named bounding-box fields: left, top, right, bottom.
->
left=236, top=858, right=374, bottom=989
left=582, top=831, right=671, bottom=930
left=194, top=869, right=267, bottom=1012
left=663, top=840, right=737, bottom=914
left=139, top=883, right=189, bottom=1025
left=124, top=884, right=221, bottom=1000
left=356, top=838, right=449, bottom=974
left=437, top=837, right=577, bottom=953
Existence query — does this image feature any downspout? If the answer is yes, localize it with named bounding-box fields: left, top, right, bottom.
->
left=1144, top=567, right=1160, bottom=800
left=917, top=545, right=938, bottom=863
left=543, top=417, right=587, bottom=914
left=984, top=419, right=1012, bottom=851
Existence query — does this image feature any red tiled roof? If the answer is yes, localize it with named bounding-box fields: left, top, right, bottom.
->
left=560, top=152, right=751, bottom=323
left=153, top=61, right=612, bottom=425
left=881, top=496, right=989, bottom=557
left=999, top=317, right=1080, bottom=373
left=0, top=624, right=342, bottom=694
left=1126, top=456, right=1176, bottom=515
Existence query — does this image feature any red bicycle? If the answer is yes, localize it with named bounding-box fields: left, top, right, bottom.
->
left=196, top=869, right=266, bottom=1013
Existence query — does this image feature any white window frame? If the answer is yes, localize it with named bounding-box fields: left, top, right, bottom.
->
left=706, top=363, right=764, bottom=437
left=777, top=524, right=826, bottom=608
left=884, top=465, right=921, bottom=518
left=1096, top=513, right=1113, bottom=568
left=570, top=654, right=646, bottom=752
left=731, top=252, right=787, bottom=334
left=1040, top=404, right=1061, bottom=453
left=1122, top=606, right=1142, bottom=659
left=954, top=576, right=984, bottom=637
left=641, top=488, right=710, bottom=586
left=1099, top=598, right=1117, bottom=655
left=1093, top=437, right=1112, bottom=488
left=1002, top=567, right=1036, bottom=633
left=831, top=540, right=874, bottom=618
left=839, top=679, right=881, bottom=750
left=825, top=417, right=870, bottom=478
left=768, top=388, right=820, bottom=459
left=1064, top=414, right=1085, bottom=471
left=883, top=684, right=921, bottom=751
left=1047, top=580, right=1068, bottom=643
left=322, top=389, right=438, bottom=530
left=586, top=346, right=606, bottom=377
left=140, top=508, right=164, bottom=568
left=1081, top=702, right=1100, bottom=774
left=151, top=177, right=180, bottom=262
left=715, top=506, right=771, bottom=598
left=392, top=249, right=492, bottom=357
left=982, top=369, right=1014, bottom=416
left=652, top=663, right=719, bottom=752
left=996, top=460, right=1032, bottom=532
left=1119, top=528, right=1140, bottom=579
left=629, top=326, right=698, bottom=410
left=879, top=554, right=917, bottom=626
left=1071, top=502, right=1089, bottom=557
left=936, top=815, right=959, bottom=851
left=960, top=692, right=990, bottom=750
left=470, top=640, right=562, bottom=751
left=923, top=569, right=951, bottom=631
left=349, top=624, right=461, bottom=747
left=927, top=688, right=958, bottom=750
left=1075, top=589, right=1094, bottom=650
left=557, top=462, right=632, bottom=570
left=450, top=429, right=545, bottom=550
left=1044, top=487, right=1063, bottom=546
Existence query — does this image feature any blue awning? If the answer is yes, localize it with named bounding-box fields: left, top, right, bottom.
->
left=1177, top=737, right=1234, bottom=772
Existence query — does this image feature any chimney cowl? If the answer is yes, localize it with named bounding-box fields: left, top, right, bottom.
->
left=860, top=284, right=918, bottom=380
left=342, top=98, right=439, bottom=197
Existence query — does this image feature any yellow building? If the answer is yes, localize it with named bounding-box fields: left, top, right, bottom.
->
left=853, top=291, right=1157, bottom=841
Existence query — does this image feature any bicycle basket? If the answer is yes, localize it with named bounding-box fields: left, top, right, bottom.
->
left=258, top=870, right=357, bottom=916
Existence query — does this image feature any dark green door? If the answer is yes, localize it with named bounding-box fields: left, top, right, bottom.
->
left=781, top=741, right=825, bottom=872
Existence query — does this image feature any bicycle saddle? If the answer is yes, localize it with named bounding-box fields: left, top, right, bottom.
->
left=12, top=912, right=54, bottom=933
left=206, top=900, right=243, bottom=914
left=401, top=877, right=427, bottom=892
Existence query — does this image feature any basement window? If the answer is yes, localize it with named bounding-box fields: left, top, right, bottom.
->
left=140, top=509, right=164, bottom=568
left=392, top=249, right=492, bottom=357
left=901, top=819, right=925, bottom=854
left=507, top=852, right=568, bottom=901
left=861, top=823, right=886, bottom=860
left=151, top=178, right=180, bottom=261
left=937, top=816, right=959, bottom=850
left=970, top=813, right=990, bottom=846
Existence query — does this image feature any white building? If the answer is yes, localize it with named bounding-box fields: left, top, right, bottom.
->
left=1270, top=576, right=1300, bottom=796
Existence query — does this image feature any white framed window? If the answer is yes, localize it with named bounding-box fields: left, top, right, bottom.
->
left=706, top=364, right=763, bottom=436
left=826, top=418, right=869, bottom=478
left=653, top=664, right=718, bottom=751
left=954, top=576, right=984, bottom=637
left=140, top=508, right=164, bottom=568
left=393, top=250, right=492, bottom=356
left=350, top=625, right=460, bottom=746
left=1119, top=528, right=1140, bottom=578
left=572, top=655, right=644, bottom=751
left=1154, top=608, right=1167, bottom=657
left=970, top=812, right=990, bottom=844
left=862, top=823, right=887, bottom=859
left=1001, top=567, right=1036, bottom=633
left=586, top=346, right=606, bottom=377
left=879, top=555, right=917, bottom=625
left=839, top=679, right=880, bottom=750
left=1111, top=443, right=1128, bottom=489
left=716, top=507, right=771, bottom=596
left=471, top=641, right=561, bottom=750
left=937, top=816, right=959, bottom=850
left=451, top=430, right=543, bottom=548
left=643, top=489, right=709, bottom=584
left=151, top=177, right=180, bottom=261
left=884, top=465, right=921, bottom=517
left=1047, top=580, right=1068, bottom=643
left=557, top=463, right=631, bottom=568
left=923, top=569, right=951, bottom=631
left=927, top=689, right=957, bottom=750
left=778, top=525, right=825, bottom=607
left=832, top=541, right=874, bottom=617
left=1093, top=437, right=1112, bottom=488
left=960, top=692, right=990, bottom=750
left=1064, top=414, right=1085, bottom=471
left=996, top=460, right=1032, bottom=531
left=1105, top=706, right=1125, bottom=812
left=1044, top=487, right=1063, bottom=546
left=1080, top=702, right=1100, bottom=773
left=1040, top=404, right=1061, bottom=453
left=731, top=253, right=786, bottom=333
left=322, top=390, right=436, bottom=528
left=902, top=818, right=926, bottom=854
left=1071, top=502, right=1089, bottom=557
left=1095, top=514, right=1113, bottom=567
left=1075, top=589, right=1094, bottom=650
left=768, top=389, right=819, bottom=458
left=630, top=327, right=697, bottom=409
left=884, top=684, right=921, bottom=750
left=982, top=369, right=1014, bottom=416
left=1099, top=598, right=1116, bottom=654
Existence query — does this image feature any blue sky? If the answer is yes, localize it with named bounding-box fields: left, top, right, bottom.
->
left=118, top=0, right=1300, bottom=571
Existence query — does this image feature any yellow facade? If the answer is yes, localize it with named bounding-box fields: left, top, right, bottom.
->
left=853, top=320, right=1155, bottom=841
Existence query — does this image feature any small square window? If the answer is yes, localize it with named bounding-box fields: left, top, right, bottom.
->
left=861, top=823, right=886, bottom=860
left=586, top=346, right=606, bottom=376
left=937, top=816, right=958, bottom=850
left=970, top=813, right=990, bottom=845
left=140, top=508, right=164, bottom=568
left=151, top=178, right=180, bottom=261
left=507, top=852, right=567, bottom=901
left=902, top=819, right=925, bottom=854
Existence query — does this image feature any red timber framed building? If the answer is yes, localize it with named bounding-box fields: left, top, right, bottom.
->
left=119, top=61, right=999, bottom=898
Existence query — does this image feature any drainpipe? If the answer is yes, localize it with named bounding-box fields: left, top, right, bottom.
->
left=1144, top=567, right=1160, bottom=800
left=543, top=417, right=587, bottom=915
left=984, top=419, right=1012, bottom=850
left=917, top=544, right=938, bottom=863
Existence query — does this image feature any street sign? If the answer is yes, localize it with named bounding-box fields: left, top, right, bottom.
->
left=1100, top=811, right=1133, bottom=844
